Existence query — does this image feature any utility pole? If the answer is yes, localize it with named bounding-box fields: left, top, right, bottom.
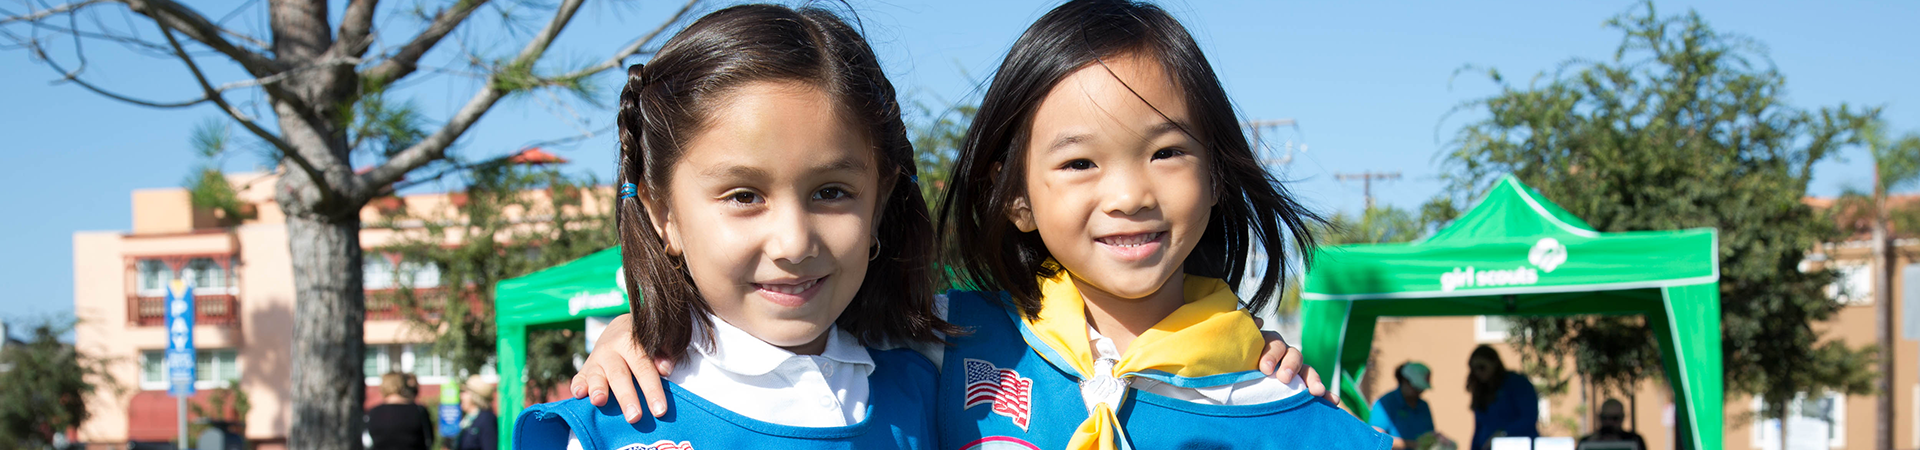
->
left=1244, top=119, right=1303, bottom=167
left=1335, top=171, right=1402, bottom=210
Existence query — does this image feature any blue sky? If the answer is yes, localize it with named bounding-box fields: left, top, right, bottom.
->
left=1, top=0, right=1909, bottom=327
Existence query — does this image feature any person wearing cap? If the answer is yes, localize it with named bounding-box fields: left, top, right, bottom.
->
left=1370, top=361, right=1453, bottom=449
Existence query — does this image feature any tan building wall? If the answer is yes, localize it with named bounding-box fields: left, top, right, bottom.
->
left=1364, top=238, right=1919, bottom=450
left=72, top=171, right=586, bottom=447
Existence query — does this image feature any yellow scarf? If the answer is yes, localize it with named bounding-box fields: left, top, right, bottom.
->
left=1020, top=269, right=1266, bottom=450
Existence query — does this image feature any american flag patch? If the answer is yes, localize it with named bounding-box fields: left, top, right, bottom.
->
left=963, top=358, right=1033, bottom=431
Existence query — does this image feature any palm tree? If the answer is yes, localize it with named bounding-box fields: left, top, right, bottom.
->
left=1833, top=119, right=1920, bottom=450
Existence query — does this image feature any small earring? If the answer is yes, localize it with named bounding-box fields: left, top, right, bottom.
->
left=869, top=239, right=882, bottom=261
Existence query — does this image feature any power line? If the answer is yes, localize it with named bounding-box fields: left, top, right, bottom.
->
left=1335, top=171, right=1402, bottom=210
left=1243, top=119, right=1303, bottom=168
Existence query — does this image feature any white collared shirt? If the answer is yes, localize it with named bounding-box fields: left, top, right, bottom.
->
left=669, top=316, right=875, bottom=426
left=567, top=317, right=874, bottom=449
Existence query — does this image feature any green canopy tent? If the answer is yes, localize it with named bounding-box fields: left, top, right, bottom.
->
left=1299, top=175, right=1723, bottom=450
left=492, top=247, right=632, bottom=450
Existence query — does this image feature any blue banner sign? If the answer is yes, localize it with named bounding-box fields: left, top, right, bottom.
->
left=165, top=280, right=196, bottom=397
left=439, top=403, right=463, bottom=437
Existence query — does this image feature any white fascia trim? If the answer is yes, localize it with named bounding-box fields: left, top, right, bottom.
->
left=1301, top=274, right=1720, bottom=301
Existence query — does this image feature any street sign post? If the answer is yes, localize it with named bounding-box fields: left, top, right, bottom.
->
left=165, top=280, right=195, bottom=447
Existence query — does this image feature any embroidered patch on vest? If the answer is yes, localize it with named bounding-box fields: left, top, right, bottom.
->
left=963, top=358, right=1033, bottom=431
left=960, top=436, right=1042, bottom=450
left=612, top=440, right=692, bottom=450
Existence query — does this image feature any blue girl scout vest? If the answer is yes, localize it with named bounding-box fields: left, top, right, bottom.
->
left=934, top=290, right=1392, bottom=450
left=516, top=348, right=937, bottom=450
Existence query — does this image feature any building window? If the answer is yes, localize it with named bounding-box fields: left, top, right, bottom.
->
left=398, top=261, right=441, bottom=289
left=1476, top=316, right=1512, bottom=342
left=1750, top=392, right=1846, bottom=449
left=364, top=344, right=464, bottom=385
left=364, top=344, right=396, bottom=376
left=140, top=349, right=240, bottom=390
left=184, top=257, right=232, bottom=291
left=411, top=344, right=452, bottom=380
left=364, top=257, right=396, bottom=290
left=137, top=260, right=173, bottom=294
left=1828, top=263, right=1872, bottom=306
left=365, top=255, right=442, bottom=291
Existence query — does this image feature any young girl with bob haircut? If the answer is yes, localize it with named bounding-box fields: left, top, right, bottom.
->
left=513, top=4, right=953, bottom=449
left=929, top=0, right=1385, bottom=449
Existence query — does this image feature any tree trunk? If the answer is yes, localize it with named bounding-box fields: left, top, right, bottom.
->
left=282, top=171, right=367, bottom=450
left=1779, top=399, right=1790, bottom=450
left=1875, top=176, right=1895, bottom=450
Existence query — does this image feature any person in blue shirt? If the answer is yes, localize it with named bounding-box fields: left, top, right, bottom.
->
left=1466, top=345, right=1539, bottom=450
left=1370, top=362, right=1454, bottom=449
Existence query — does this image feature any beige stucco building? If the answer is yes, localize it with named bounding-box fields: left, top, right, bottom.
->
left=70, top=171, right=526, bottom=448
left=1357, top=199, right=1915, bottom=450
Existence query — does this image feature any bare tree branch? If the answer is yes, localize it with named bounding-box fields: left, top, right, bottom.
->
left=159, top=25, right=339, bottom=203
left=0, top=0, right=108, bottom=25
left=358, top=0, right=488, bottom=85
left=331, top=0, right=375, bottom=58
left=359, top=0, right=592, bottom=194
left=28, top=42, right=211, bottom=106
left=561, top=0, right=697, bottom=79
left=118, top=0, right=281, bottom=76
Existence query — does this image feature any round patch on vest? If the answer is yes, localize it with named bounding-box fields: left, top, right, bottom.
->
left=962, top=436, right=1041, bottom=450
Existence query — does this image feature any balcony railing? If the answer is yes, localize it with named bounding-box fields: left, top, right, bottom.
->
left=365, top=288, right=454, bottom=321
left=130, top=293, right=240, bottom=327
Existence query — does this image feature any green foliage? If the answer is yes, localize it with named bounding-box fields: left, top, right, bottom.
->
left=908, top=101, right=975, bottom=208
left=523, top=328, right=586, bottom=402
left=350, top=93, right=428, bottom=160
left=1829, top=120, right=1920, bottom=240
left=1439, top=1, right=1878, bottom=419
left=0, top=320, right=118, bottom=448
left=186, top=168, right=246, bottom=226
left=186, top=380, right=251, bottom=445
left=190, top=119, right=231, bottom=159
left=491, top=58, right=599, bottom=102
left=189, top=380, right=250, bottom=423
left=1317, top=206, right=1424, bottom=245
left=372, top=162, right=614, bottom=392
left=1864, top=120, right=1920, bottom=193
left=183, top=119, right=250, bottom=226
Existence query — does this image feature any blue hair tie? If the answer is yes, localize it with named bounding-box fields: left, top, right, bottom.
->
left=910, top=175, right=919, bottom=184
left=618, top=183, right=638, bottom=200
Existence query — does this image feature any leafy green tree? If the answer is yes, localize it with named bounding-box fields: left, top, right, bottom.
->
left=372, top=161, right=611, bottom=403
left=0, top=321, right=119, bottom=449
left=1438, top=3, right=1879, bottom=440
left=908, top=101, right=976, bottom=216
left=1317, top=206, right=1423, bottom=246
left=1, top=0, right=700, bottom=445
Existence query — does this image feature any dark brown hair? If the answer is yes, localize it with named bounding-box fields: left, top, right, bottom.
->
left=936, top=0, right=1321, bottom=318
left=615, top=4, right=953, bottom=362
left=1467, top=344, right=1508, bottom=411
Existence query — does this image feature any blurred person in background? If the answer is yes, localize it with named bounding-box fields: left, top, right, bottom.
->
left=1371, top=361, right=1454, bottom=449
left=454, top=376, right=498, bottom=450
left=1577, top=399, right=1645, bottom=450
left=1467, top=345, right=1538, bottom=450
left=367, top=372, right=434, bottom=450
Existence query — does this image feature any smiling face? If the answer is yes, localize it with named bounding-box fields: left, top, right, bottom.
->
left=645, top=81, right=879, bottom=356
left=1014, top=52, right=1215, bottom=303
